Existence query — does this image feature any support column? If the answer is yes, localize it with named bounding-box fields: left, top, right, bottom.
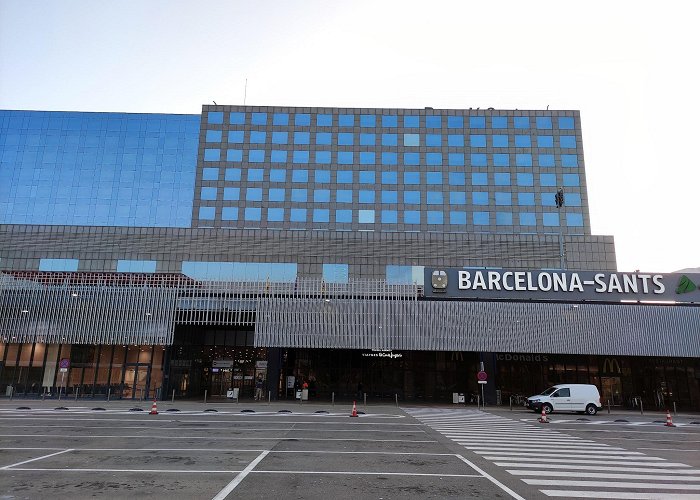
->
left=479, top=352, right=498, bottom=405
left=266, top=348, right=282, bottom=400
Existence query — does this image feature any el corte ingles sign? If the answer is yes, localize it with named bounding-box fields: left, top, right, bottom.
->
left=424, top=268, right=700, bottom=304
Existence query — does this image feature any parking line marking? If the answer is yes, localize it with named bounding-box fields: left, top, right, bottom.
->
left=212, top=450, right=269, bottom=500
left=4, top=468, right=242, bottom=474
left=1, top=449, right=73, bottom=470
left=0, top=424, right=426, bottom=434
left=455, top=454, right=526, bottom=500
left=0, top=434, right=436, bottom=443
left=251, top=470, right=482, bottom=477
left=638, top=447, right=700, bottom=452
left=0, top=417, right=422, bottom=426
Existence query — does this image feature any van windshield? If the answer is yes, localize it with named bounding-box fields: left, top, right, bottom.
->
left=540, top=387, right=558, bottom=396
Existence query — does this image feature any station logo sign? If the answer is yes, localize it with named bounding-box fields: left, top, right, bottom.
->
left=426, top=269, right=700, bottom=304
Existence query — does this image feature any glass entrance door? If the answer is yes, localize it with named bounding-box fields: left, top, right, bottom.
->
left=211, top=369, right=232, bottom=396
left=123, top=364, right=151, bottom=400
left=601, top=376, right=622, bottom=406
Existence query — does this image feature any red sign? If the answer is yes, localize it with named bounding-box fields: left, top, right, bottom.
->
left=477, top=370, right=488, bottom=381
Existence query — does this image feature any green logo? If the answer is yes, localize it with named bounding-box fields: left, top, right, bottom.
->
left=676, top=275, right=697, bottom=294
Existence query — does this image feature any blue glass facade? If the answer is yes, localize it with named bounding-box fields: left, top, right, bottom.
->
left=0, top=111, right=199, bottom=227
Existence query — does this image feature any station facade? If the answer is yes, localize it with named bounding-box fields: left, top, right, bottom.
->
left=1, top=106, right=698, bottom=408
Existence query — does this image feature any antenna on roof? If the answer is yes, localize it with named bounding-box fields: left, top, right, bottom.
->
left=244, top=78, right=248, bottom=106
left=546, top=104, right=550, bottom=110
left=213, top=101, right=217, bottom=105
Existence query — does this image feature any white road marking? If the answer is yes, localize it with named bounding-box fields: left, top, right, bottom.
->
left=541, top=490, right=700, bottom=499
left=0, top=424, right=426, bottom=434
left=1, top=449, right=73, bottom=469
left=0, top=434, right=436, bottom=443
left=6, top=467, right=241, bottom=473
left=459, top=450, right=653, bottom=460
left=526, top=479, right=700, bottom=490
left=251, top=470, right=482, bottom=477
left=459, top=446, right=641, bottom=455
left=455, top=454, right=527, bottom=500
left=509, top=469, right=700, bottom=481
left=494, top=463, right=699, bottom=474
left=211, top=450, right=269, bottom=500
left=484, top=456, right=684, bottom=466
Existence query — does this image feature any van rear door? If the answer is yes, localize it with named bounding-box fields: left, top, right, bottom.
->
left=550, top=387, right=572, bottom=411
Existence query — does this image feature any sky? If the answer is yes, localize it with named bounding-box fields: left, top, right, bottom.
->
left=1, top=1, right=697, bottom=273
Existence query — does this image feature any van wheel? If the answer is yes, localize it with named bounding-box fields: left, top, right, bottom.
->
left=542, top=403, right=553, bottom=414
left=585, top=404, right=598, bottom=416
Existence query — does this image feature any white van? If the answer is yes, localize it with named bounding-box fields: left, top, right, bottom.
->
left=526, top=384, right=602, bottom=415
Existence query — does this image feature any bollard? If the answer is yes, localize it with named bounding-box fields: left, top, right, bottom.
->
left=607, top=399, right=611, bottom=414
left=268, top=391, right=271, bottom=405
left=58, top=387, right=61, bottom=402
left=673, top=401, right=677, bottom=416
left=640, top=399, right=644, bottom=415
left=172, top=389, right=175, bottom=403
left=510, top=396, right=513, bottom=411
left=395, top=393, right=398, bottom=408
left=42, top=388, right=46, bottom=401
left=332, top=392, right=335, bottom=407
left=477, top=395, right=480, bottom=409
left=75, top=387, right=79, bottom=401
left=204, top=390, right=207, bottom=404
left=8, top=386, right=13, bottom=401
left=364, top=392, right=367, bottom=408
left=107, top=388, right=111, bottom=402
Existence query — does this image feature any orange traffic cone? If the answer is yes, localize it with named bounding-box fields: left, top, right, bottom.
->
left=665, top=409, right=675, bottom=427
left=149, top=399, right=158, bottom=415
left=350, top=400, right=358, bottom=417
left=538, top=406, right=549, bottom=424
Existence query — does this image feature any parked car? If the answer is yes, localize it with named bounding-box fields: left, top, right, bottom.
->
left=527, top=384, right=602, bottom=415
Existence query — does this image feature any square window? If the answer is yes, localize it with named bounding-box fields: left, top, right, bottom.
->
left=316, top=132, right=332, bottom=145
left=360, top=114, right=376, bottom=127
left=562, top=154, right=578, bottom=167
left=206, top=130, right=222, bottom=142
left=267, top=208, right=284, bottom=221
left=382, top=152, right=397, bottom=165
left=491, top=116, right=508, bottom=129
left=359, top=190, right=375, bottom=203
left=294, top=132, right=310, bottom=145
left=448, top=153, right=464, bottom=166
left=494, top=173, right=510, bottom=186
left=448, top=134, right=464, bottom=147
left=337, top=171, right=353, bottom=183
left=543, top=212, right=560, bottom=226
left=246, top=187, right=263, bottom=201
left=338, top=132, right=353, bottom=145
left=473, top=211, right=490, bottom=225
left=339, top=114, right=354, bottom=127
left=249, top=150, right=265, bottom=162
left=469, top=116, right=486, bottom=128
left=566, top=193, right=582, bottom=206
left=516, top=154, right=532, bottom=167
left=381, top=191, right=398, bottom=203
left=247, top=168, right=264, bottom=181
left=519, top=212, right=536, bottom=226
left=515, top=135, right=531, bottom=147
left=273, top=113, right=289, bottom=126
left=382, top=133, right=397, bottom=146
left=492, top=135, right=508, bottom=147
left=427, top=211, right=443, bottom=224
left=228, top=130, right=244, bottom=143
left=268, top=188, right=285, bottom=201
left=292, top=170, right=308, bottom=183
left=223, top=187, right=240, bottom=200
left=495, top=192, right=511, bottom=206
left=566, top=213, right=584, bottom=226
left=323, top=263, right=349, bottom=283
left=291, top=188, right=307, bottom=202
left=540, top=173, right=557, bottom=187
left=426, top=191, right=443, bottom=204
left=404, top=134, right=420, bottom=146
left=514, top=116, right=530, bottom=129
left=563, top=173, right=580, bottom=186
left=222, top=207, right=238, bottom=221
left=244, top=207, right=261, bottom=221
left=358, top=209, right=375, bottom=223
left=539, top=154, right=555, bottom=167
left=537, top=135, right=553, bottom=148
left=203, top=167, right=219, bottom=180
left=290, top=208, right=307, bottom=222
left=471, top=153, right=487, bottom=167
left=560, top=136, right=577, bottom=148
left=450, top=211, right=466, bottom=224
left=313, top=209, right=330, bottom=223
left=359, top=171, right=375, bottom=184
left=404, top=115, right=419, bottom=128
left=470, top=135, right=486, bottom=147
left=361, top=152, right=376, bottom=164
left=518, top=192, right=535, bottom=206
left=447, top=116, right=464, bottom=129
left=517, top=173, right=533, bottom=186
left=271, top=150, right=287, bottom=163
left=449, top=172, right=465, bottom=186
left=295, top=113, right=311, bottom=126
left=381, top=171, right=398, bottom=184
left=225, top=113, right=245, bottom=127
left=336, top=210, right=352, bottom=223
left=315, top=170, right=331, bottom=183
left=317, top=114, right=332, bottom=126
left=404, top=210, right=420, bottom=224
left=251, top=113, right=267, bottom=125
left=204, top=149, right=220, bottom=161
left=272, top=132, right=288, bottom=144
left=496, top=211, right=513, bottom=225
left=404, top=152, right=419, bottom=165
left=404, top=172, right=420, bottom=185
left=404, top=191, right=420, bottom=204
left=225, top=168, right=241, bottom=181
left=314, top=189, right=331, bottom=202
left=208, top=111, right=224, bottom=124
left=472, top=192, right=488, bottom=205
left=250, top=131, right=266, bottom=144
left=536, top=117, right=552, bottom=129
left=201, top=187, right=217, bottom=200
left=426, top=134, right=442, bottom=147
left=315, top=151, right=331, bottom=164
left=472, top=173, right=488, bottom=186
left=559, top=117, right=575, bottom=130
left=338, top=151, right=353, bottom=164
left=382, top=115, right=398, bottom=127
left=293, top=150, right=309, bottom=164
left=494, top=153, right=509, bottom=167
left=360, top=133, right=376, bottom=146
left=426, top=153, right=442, bottom=166
left=426, top=116, right=441, bottom=128
left=426, top=172, right=442, bottom=184
left=449, top=192, right=466, bottom=205
left=381, top=210, right=398, bottom=223
left=336, top=189, right=352, bottom=203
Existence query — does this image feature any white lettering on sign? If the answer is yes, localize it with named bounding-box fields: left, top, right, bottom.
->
left=457, top=271, right=666, bottom=295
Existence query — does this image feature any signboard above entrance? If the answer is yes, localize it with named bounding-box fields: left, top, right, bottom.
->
left=425, top=268, right=700, bottom=304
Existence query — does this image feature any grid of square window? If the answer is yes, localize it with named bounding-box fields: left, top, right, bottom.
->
left=194, top=107, right=586, bottom=234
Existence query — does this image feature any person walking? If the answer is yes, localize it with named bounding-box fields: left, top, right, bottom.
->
left=255, top=375, right=265, bottom=401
